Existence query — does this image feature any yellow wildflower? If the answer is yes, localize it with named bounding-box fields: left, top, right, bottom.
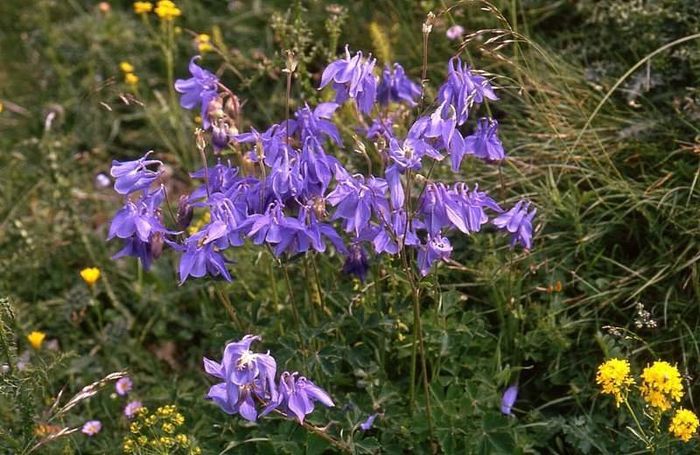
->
left=137, top=435, right=148, bottom=445
left=669, top=408, right=699, bottom=442
left=596, top=358, right=634, bottom=407
left=125, top=73, right=139, bottom=86
left=119, top=62, right=135, bottom=74
left=640, top=361, right=684, bottom=411
left=176, top=434, right=188, bottom=445
left=154, top=0, right=181, bottom=20
left=27, top=331, right=46, bottom=350
left=123, top=438, right=135, bottom=453
left=80, top=267, right=101, bottom=286
left=130, top=422, right=141, bottom=434
left=171, top=412, right=185, bottom=426
left=162, top=422, right=175, bottom=434
left=159, top=436, right=175, bottom=447
left=133, top=1, right=153, bottom=14
left=196, top=34, right=213, bottom=53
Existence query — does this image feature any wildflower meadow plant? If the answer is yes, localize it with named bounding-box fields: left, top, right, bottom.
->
left=596, top=357, right=699, bottom=448
left=107, top=32, right=536, bottom=444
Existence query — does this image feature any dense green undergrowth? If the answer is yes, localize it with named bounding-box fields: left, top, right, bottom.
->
left=1, top=0, right=699, bottom=453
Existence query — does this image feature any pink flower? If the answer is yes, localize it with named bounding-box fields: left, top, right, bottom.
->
left=124, top=400, right=143, bottom=419
left=115, top=376, right=133, bottom=396
left=81, top=420, right=102, bottom=436
left=446, top=25, right=465, bottom=41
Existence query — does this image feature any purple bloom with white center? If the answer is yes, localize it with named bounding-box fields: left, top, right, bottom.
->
left=461, top=118, right=505, bottom=164
left=417, top=234, right=453, bottom=276
left=359, top=413, right=379, bottom=431
left=492, top=200, right=536, bottom=249
left=115, top=376, right=132, bottom=396
left=175, top=57, right=219, bottom=129
left=437, top=57, right=498, bottom=125
left=124, top=400, right=143, bottom=419
left=319, top=46, right=377, bottom=114
left=110, top=151, right=163, bottom=195
left=81, top=420, right=102, bottom=436
left=203, top=335, right=278, bottom=422
left=446, top=24, right=465, bottom=41
left=500, top=385, right=518, bottom=415
left=274, top=371, right=334, bottom=423
left=377, top=63, right=421, bottom=107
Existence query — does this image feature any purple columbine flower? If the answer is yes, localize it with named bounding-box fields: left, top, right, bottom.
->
left=319, top=46, right=377, bottom=114
left=115, top=376, right=132, bottom=396
left=500, top=385, right=518, bottom=415
left=293, top=102, right=343, bottom=147
left=359, top=413, right=379, bottom=431
left=446, top=25, right=465, bottom=41
left=327, top=168, right=390, bottom=236
left=124, top=400, right=143, bottom=419
left=417, top=234, right=453, bottom=276
left=275, top=371, right=334, bottom=423
left=203, top=335, right=278, bottom=422
left=175, top=222, right=233, bottom=283
left=110, top=151, right=163, bottom=195
left=492, top=200, right=536, bottom=249
left=81, top=420, right=102, bottom=436
left=377, top=63, right=421, bottom=107
left=437, top=57, right=498, bottom=126
left=175, top=57, right=219, bottom=129
left=461, top=118, right=505, bottom=164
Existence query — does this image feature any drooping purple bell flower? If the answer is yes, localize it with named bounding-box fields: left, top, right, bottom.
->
left=110, top=151, right=163, bottom=195
left=319, top=46, right=377, bottom=114
left=274, top=371, right=334, bottom=423
left=377, top=63, right=421, bottom=107
left=359, top=413, right=379, bottom=431
left=500, top=385, right=518, bottom=415
left=203, top=335, right=278, bottom=422
left=436, top=57, right=498, bottom=126
left=462, top=118, right=505, bottom=164
left=175, top=57, right=219, bottom=129
left=492, top=200, right=536, bottom=249
left=417, top=234, right=453, bottom=276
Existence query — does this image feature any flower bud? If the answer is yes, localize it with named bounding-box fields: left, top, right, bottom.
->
left=177, top=194, right=193, bottom=229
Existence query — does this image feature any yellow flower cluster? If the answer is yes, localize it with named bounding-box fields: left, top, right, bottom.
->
left=154, top=0, right=181, bottom=21
left=119, top=61, right=139, bottom=87
left=640, top=361, right=683, bottom=411
left=596, top=358, right=634, bottom=407
left=195, top=34, right=213, bottom=53
left=669, top=408, right=699, bottom=442
left=132, top=1, right=153, bottom=14
left=123, top=404, right=200, bottom=454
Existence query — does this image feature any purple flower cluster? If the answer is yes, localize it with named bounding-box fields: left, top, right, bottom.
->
left=108, top=153, right=170, bottom=269
left=203, top=335, right=333, bottom=423
left=107, top=50, right=535, bottom=281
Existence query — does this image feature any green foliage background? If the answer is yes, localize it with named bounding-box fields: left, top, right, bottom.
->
left=1, top=0, right=699, bottom=453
